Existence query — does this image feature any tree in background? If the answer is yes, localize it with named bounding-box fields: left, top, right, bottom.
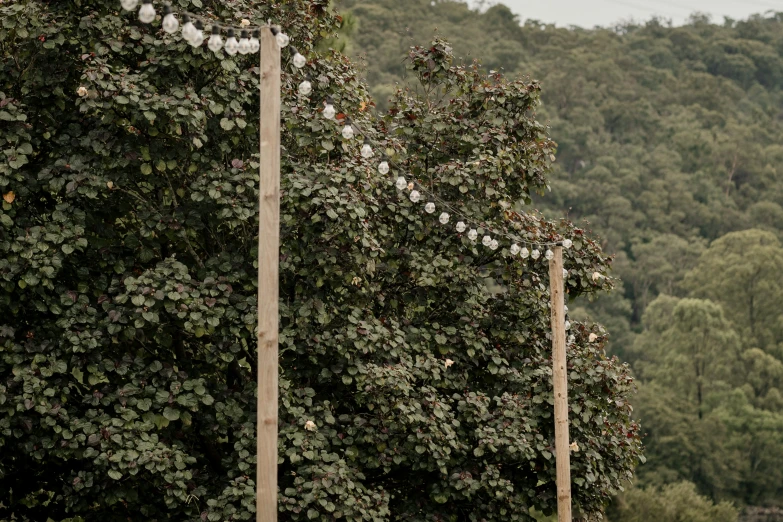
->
left=682, top=230, right=783, bottom=356
left=607, top=481, right=738, bottom=522
left=630, top=234, right=783, bottom=506
left=0, top=1, right=641, bottom=520
left=335, top=1, right=783, bottom=513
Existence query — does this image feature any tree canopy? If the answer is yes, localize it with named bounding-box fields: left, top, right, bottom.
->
left=336, top=0, right=783, bottom=517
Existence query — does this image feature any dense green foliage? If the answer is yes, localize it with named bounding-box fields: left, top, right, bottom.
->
left=0, top=0, right=642, bottom=520
left=631, top=230, right=783, bottom=507
left=336, top=0, right=783, bottom=516
left=607, top=481, right=738, bottom=522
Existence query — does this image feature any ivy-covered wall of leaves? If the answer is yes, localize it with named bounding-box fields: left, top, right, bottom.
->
left=0, top=1, right=641, bottom=520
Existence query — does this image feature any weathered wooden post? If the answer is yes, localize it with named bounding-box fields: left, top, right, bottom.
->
left=549, top=245, right=572, bottom=522
left=257, top=27, right=281, bottom=522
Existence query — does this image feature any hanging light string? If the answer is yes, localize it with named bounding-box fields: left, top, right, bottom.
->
left=308, top=94, right=573, bottom=261
left=120, top=0, right=572, bottom=259
left=118, top=0, right=306, bottom=60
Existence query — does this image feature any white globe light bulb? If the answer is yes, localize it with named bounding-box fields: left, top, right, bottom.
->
left=510, top=244, right=521, bottom=256
left=276, top=32, right=290, bottom=48
left=425, top=202, right=435, bottom=214
left=456, top=221, right=466, bottom=233
left=293, top=52, right=306, bottom=68
left=224, top=33, right=239, bottom=55
left=467, top=229, right=478, bottom=241
left=238, top=32, right=251, bottom=54
left=162, top=13, right=179, bottom=33
left=323, top=102, right=335, bottom=120
left=208, top=32, right=223, bottom=53
left=249, top=32, right=260, bottom=53
left=439, top=212, right=449, bottom=224
left=531, top=249, right=540, bottom=260
left=565, top=321, right=571, bottom=330
left=378, top=161, right=389, bottom=175
left=341, top=124, right=354, bottom=140
left=482, top=235, right=492, bottom=247
left=545, top=249, right=554, bottom=260
left=409, top=190, right=421, bottom=203
left=521, top=247, right=530, bottom=259
left=182, top=20, right=196, bottom=42
left=138, top=1, right=155, bottom=23
left=121, top=0, right=139, bottom=11
left=190, top=24, right=204, bottom=47
left=563, top=239, right=573, bottom=249
left=298, top=80, right=312, bottom=96
left=395, top=177, right=406, bottom=190
left=361, top=142, right=373, bottom=158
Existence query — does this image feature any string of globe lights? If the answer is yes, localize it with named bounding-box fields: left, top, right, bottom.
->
left=119, top=0, right=303, bottom=61
left=310, top=94, right=574, bottom=264
left=120, top=0, right=575, bottom=271
left=324, top=117, right=577, bottom=334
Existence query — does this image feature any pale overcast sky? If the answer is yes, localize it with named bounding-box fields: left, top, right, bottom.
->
left=495, top=0, right=783, bottom=28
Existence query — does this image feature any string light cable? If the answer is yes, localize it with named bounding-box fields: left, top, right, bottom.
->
left=119, top=0, right=295, bottom=55
left=120, top=0, right=576, bottom=272
left=307, top=94, right=574, bottom=262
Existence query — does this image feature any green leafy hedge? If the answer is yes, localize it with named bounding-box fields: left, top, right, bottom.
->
left=0, top=1, right=641, bottom=520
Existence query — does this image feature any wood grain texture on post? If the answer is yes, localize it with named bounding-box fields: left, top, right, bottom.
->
left=549, top=246, right=572, bottom=522
left=257, top=29, right=281, bottom=522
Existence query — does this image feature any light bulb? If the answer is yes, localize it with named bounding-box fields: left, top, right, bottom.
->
left=531, top=249, right=540, bottom=260
left=425, top=202, right=435, bottom=214
left=181, top=16, right=196, bottom=42
left=224, top=29, right=238, bottom=55
left=361, top=140, right=373, bottom=158
left=138, top=0, right=155, bottom=24
left=521, top=247, right=530, bottom=259
left=565, top=305, right=569, bottom=313
left=490, top=239, right=499, bottom=250
left=410, top=190, right=421, bottom=203
left=563, top=268, right=568, bottom=278
left=482, top=235, right=492, bottom=247
left=467, top=229, right=478, bottom=241
left=208, top=26, right=223, bottom=52
left=565, top=321, right=571, bottom=330
left=456, top=221, right=466, bottom=233
left=341, top=123, right=354, bottom=140
left=378, top=161, right=389, bottom=175
left=121, top=0, right=138, bottom=11
left=439, top=212, right=449, bottom=224
left=298, top=80, right=312, bottom=95
left=510, top=244, right=521, bottom=256
left=568, top=335, right=575, bottom=344
left=563, top=239, right=573, bottom=249
left=162, top=6, right=179, bottom=33
left=323, top=98, right=335, bottom=120
left=249, top=30, right=260, bottom=53
left=238, top=30, right=251, bottom=54
left=190, top=22, right=204, bottom=47
left=271, top=27, right=290, bottom=48
left=395, top=177, right=406, bottom=190
left=291, top=48, right=306, bottom=68
left=545, top=249, right=554, bottom=260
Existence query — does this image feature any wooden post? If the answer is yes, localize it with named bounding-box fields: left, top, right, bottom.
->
left=257, top=29, right=281, bottom=522
left=549, top=246, right=572, bottom=522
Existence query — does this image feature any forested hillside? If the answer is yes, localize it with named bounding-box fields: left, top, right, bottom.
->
left=337, top=0, right=783, bottom=517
